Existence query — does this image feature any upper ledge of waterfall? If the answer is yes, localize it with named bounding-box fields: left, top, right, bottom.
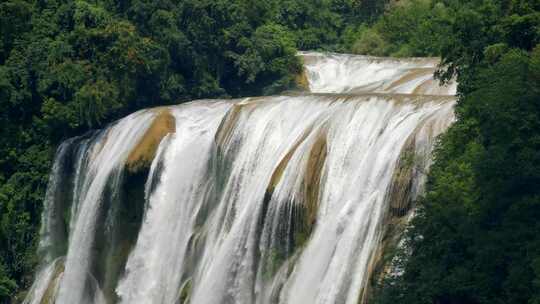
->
left=282, top=91, right=456, bottom=102
left=297, top=51, right=457, bottom=96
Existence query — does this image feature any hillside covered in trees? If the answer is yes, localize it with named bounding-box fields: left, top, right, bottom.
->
left=360, top=2, right=540, bottom=304
left=1, top=0, right=540, bottom=303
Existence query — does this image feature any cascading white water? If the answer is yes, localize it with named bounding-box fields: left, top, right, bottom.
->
left=24, top=52, right=456, bottom=304
left=300, top=51, right=456, bottom=95
left=115, top=102, right=232, bottom=304
left=25, top=112, right=158, bottom=304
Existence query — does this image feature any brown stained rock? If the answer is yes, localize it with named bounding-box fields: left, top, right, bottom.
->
left=261, top=128, right=328, bottom=276
left=412, top=78, right=436, bottom=95
left=102, top=240, right=134, bottom=302
left=177, top=279, right=192, bottom=304
left=360, top=124, right=438, bottom=304
left=40, top=260, right=65, bottom=304
left=388, top=134, right=417, bottom=217
left=214, top=104, right=243, bottom=150
left=214, top=101, right=260, bottom=150
left=358, top=214, right=411, bottom=304
left=295, top=69, right=310, bottom=91
left=302, top=131, right=327, bottom=230
left=412, top=78, right=456, bottom=95
left=385, top=68, right=434, bottom=91
left=268, top=144, right=300, bottom=194
left=268, top=128, right=327, bottom=238
left=266, top=127, right=312, bottom=194
left=126, top=110, right=176, bottom=173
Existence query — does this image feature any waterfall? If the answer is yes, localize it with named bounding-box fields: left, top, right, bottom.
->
left=24, top=52, right=456, bottom=304
left=300, top=51, right=456, bottom=95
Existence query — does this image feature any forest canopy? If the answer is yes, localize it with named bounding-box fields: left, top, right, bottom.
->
left=361, top=1, right=540, bottom=304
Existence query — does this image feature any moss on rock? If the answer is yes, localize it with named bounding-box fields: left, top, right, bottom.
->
left=295, top=69, right=310, bottom=91
left=177, top=279, right=192, bottom=304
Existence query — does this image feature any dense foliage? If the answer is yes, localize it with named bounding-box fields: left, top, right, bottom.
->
left=364, top=1, right=540, bottom=304
left=0, top=0, right=388, bottom=301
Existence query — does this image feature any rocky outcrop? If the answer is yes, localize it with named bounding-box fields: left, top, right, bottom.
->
left=126, top=110, right=176, bottom=173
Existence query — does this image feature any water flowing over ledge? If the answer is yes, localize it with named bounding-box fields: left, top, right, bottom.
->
left=299, top=51, right=456, bottom=95
left=24, top=53, right=456, bottom=304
